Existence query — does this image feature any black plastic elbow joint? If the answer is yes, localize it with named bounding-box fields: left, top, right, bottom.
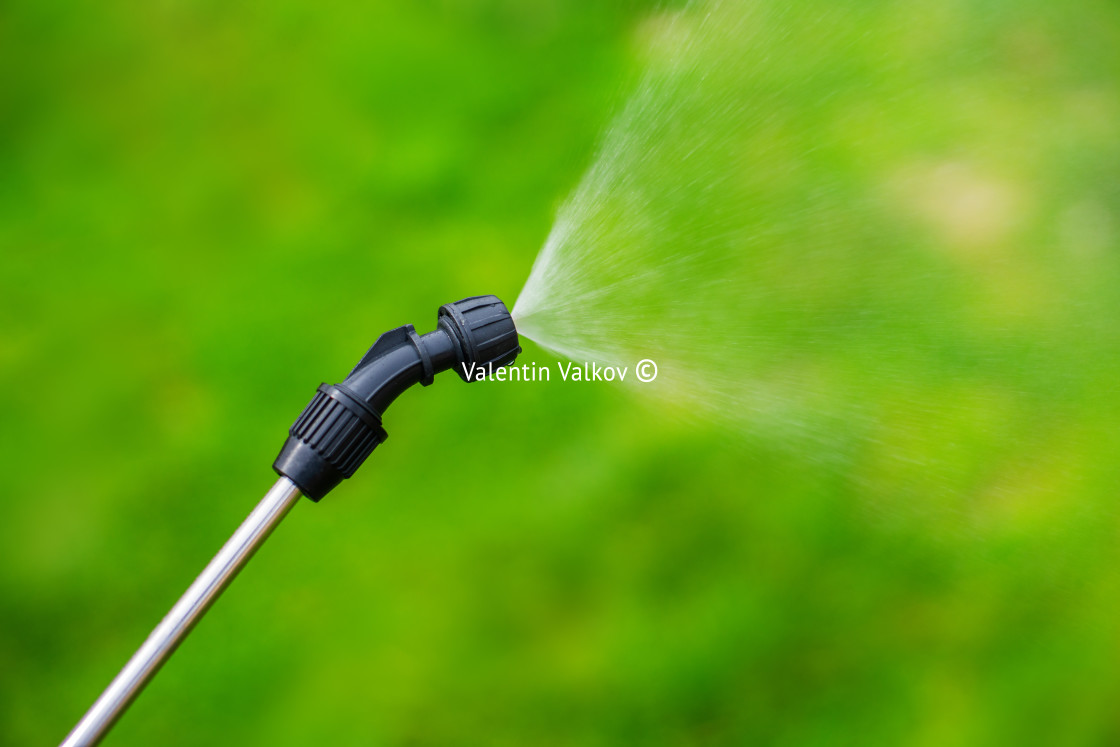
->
left=273, top=295, right=520, bottom=501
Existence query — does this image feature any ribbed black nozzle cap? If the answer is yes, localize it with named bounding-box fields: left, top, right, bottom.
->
left=439, top=295, right=521, bottom=381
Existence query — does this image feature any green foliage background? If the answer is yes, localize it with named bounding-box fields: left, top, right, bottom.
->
left=2, top=1, right=1119, bottom=745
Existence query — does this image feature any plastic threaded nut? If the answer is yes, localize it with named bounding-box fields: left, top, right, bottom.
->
left=274, top=384, right=387, bottom=501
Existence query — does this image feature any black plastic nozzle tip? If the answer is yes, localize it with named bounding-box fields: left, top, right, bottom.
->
left=438, top=295, right=522, bottom=381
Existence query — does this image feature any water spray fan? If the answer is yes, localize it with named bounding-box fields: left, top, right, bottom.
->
left=61, top=295, right=521, bottom=747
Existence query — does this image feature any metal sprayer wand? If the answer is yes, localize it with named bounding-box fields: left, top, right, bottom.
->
left=61, top=478, right=303, bottom=747
left=59, top=295, right=521, bottom=746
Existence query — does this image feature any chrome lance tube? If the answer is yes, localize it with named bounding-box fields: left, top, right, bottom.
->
left=61, top=477, right=304, bottom=747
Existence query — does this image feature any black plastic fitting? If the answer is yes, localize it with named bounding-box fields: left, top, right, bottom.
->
left=273, top=295, right=520, bottom=501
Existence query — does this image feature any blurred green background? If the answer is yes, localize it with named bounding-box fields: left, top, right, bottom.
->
left=2, top=1, right=1120, bottom=745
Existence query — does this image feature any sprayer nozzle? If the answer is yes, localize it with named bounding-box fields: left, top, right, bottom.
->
left=272, top=295, right=520, bottom=501
left=438, top=295, right=521, bottom=380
